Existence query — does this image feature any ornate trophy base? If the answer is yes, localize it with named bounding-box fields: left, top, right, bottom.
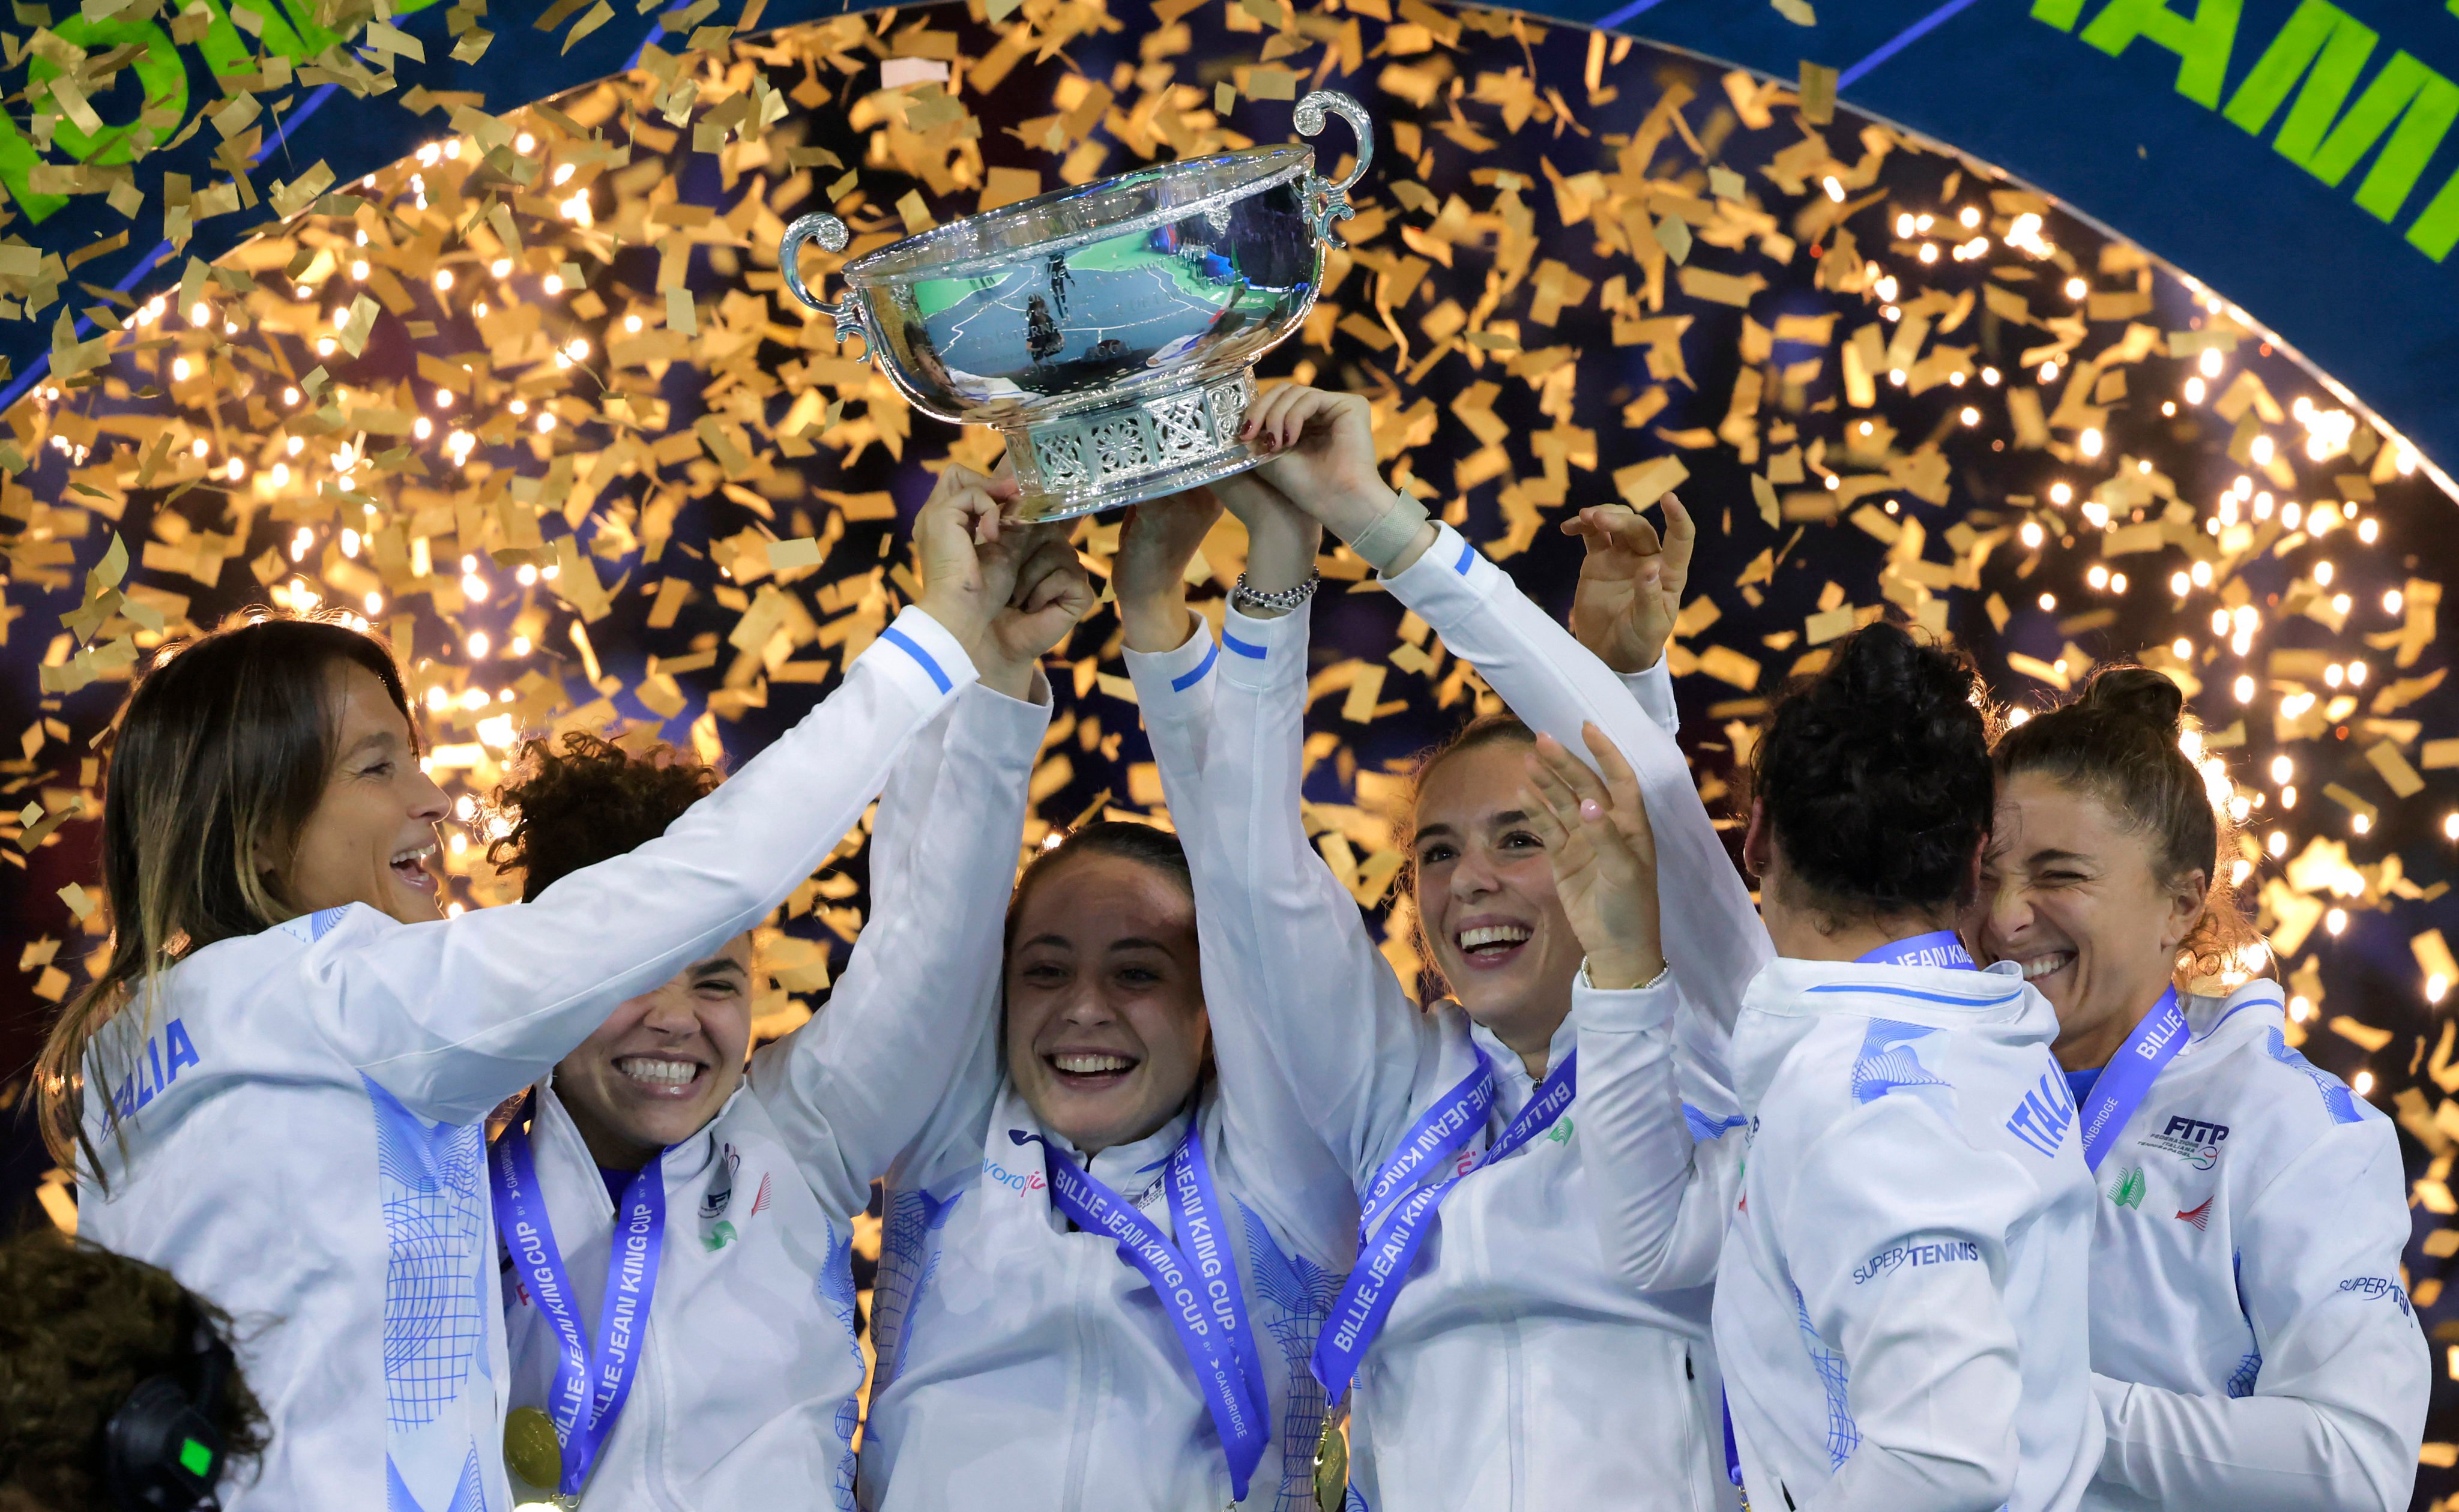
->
left=1001, top=372, right=1262, bottom=523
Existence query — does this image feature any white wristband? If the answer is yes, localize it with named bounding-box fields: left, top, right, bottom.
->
left=1348, top=490, right=1431, bottom=574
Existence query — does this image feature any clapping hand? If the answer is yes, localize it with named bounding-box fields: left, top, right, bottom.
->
left=1520, top=725, right=1665, bottom=991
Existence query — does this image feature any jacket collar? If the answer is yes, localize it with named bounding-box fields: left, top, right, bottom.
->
left=1731, top=956, right=2051, bottom=1112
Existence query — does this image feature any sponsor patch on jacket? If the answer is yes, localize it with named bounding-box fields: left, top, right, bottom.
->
left=983, top=1144, right=1047, bottom=1196
left=2138, top=1115, right=2229, bottom=1169
left=1852, top=1238, right=1982, bottom=1285
left=2340, top=1276, right=2413, bottom=1315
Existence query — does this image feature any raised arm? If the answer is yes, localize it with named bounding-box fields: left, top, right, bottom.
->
left=330, top=474, right=1015, bottom=1125
left=1129, top=477, right=1452, bottom=1191
left=750, top=529, right=1088, bottom=1215
left=1238, top=386, right=1766, bottom=1037
left=1787, top=1103, right=2035, bottom=1512
left=1521, top=727, right=1739, bottom=1291
left=2093, top=1118, right=2427, bottom=1511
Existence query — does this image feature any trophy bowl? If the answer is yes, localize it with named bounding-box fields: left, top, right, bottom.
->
left=779, top=91, right=1372, bottom=522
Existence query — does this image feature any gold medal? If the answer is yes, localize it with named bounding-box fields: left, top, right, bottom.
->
left=1313, top=1418, right=1349, bottom=1512
left=503, top=1405, right=564, bottom=1495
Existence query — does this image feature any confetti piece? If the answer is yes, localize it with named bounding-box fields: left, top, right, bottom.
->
left=1612, top=455, right=1689, bottom=510
left=1772, top=0, right=1815, bottom=23
left=1798, top=62, right=1837, bottom=125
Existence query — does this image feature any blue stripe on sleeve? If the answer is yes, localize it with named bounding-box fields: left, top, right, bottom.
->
left=1804, top=983, right=2022, bottom=1008
left=1453, top=540, right=1476, bottom=574
left=1170, top=637, right=1220, bottom=691
left=877, top=625, right=953, bottom=693
left=1222, top=630, right=1266, bottom=660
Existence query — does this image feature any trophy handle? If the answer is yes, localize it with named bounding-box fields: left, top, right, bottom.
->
left=779, top=212, right=866, bottom=346
left=1293, top=89, right=1372, bottom=242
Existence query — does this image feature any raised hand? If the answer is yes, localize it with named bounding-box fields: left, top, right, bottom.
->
left=1211, top=469, right=1321, bottom=612
left=1519, top=725, right=1665, bottom=991
left=1239, top=386, right=1394, bottom=540
left=977, top=528, right=1095, bottom=698
left=1564, top=493, right=1694, bottom=675
left=912, top=464, right=1016, bottom=649
left=1114, top=489, right=1225, bottom=652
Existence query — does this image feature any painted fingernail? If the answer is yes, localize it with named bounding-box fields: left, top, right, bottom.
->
left=1581, top=799, right=1606, bottom=821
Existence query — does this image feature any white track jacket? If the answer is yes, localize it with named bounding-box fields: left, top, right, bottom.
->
left=2080, top=979, right=2425, bottom=1511
left=499, top=679, right=1048, bottom=1510
left=1127, top=522, right=1771, bottom=1512
left=76, top=609, right=975, bottom=1512
left=1578, top=955, right=2102, bottom=1512
left=855, top=642, right=1356, bottom=1512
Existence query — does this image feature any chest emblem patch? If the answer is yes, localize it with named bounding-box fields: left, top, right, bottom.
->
left=2175, top=1197, right=2213, bottom=1230
left=2108, top=1166, right=2146, bottom=1209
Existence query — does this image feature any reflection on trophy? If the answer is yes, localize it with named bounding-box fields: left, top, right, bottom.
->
left=778, top=91, right=1374, bottom=523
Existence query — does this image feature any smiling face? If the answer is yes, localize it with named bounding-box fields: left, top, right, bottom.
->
left=553, top=937, right=755, bottom=1169
left=1412, top=737, right=1583, bottom=1061
left=1972, top=768, right=2207, bottom=1066
left=1004, top=849, right=1208, bottom=1157
left=271, top=661, right=449, bottom=925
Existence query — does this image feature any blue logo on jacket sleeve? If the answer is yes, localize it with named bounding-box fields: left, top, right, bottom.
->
left=1850, top=1020, right=1952, bottom=1106
left=2263, top=1028, right=2365, bottom=1124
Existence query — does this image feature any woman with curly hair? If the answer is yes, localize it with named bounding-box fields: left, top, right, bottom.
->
left=1518, top=615, right=2104, bottom=1512
left=483, top=511, right=1079, bottom=1510
left=35, top=475, right=1028, bottom=1512
left=0, top=1227, right=268, bottom=1512
left=1973, top=669, right=2425, bottom=1511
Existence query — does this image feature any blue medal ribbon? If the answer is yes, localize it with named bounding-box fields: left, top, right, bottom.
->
left=1012, top=1125, right=1269, bottom=1501
left=1311, top=1050, right=1578, bottom=1400
left=491, top=1112, right=667, bottom=1498
left=1855, top=930, right=1976, bottom=970
left=2074, top=987, right=2188, bottom=1172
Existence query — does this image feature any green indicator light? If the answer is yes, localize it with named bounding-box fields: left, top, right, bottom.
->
left=178, top=1438, right=214, bottom=1477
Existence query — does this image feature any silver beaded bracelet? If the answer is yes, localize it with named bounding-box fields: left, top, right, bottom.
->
left=1231, top=568, right=1321, bottom=615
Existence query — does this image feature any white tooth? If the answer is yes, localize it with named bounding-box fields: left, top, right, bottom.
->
left=1052, top=1053, right=1133, bottom=1074
left=620, top=1058, right=697, bottom=1085
left=2023, top=954, right=2072, bottom=981
left=1457, top=926, right=1531, bottom=951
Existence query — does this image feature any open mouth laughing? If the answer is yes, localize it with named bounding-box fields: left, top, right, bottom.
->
left=1452, top=921, right=1533, bottom=971
left=1045, top=1050, right=1139, bottom=1092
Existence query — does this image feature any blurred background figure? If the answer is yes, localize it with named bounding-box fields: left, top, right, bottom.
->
left=0, top=1226, right=267, bottom=1512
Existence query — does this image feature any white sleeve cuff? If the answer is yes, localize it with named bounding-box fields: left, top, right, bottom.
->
left=864, top=606, right=979, bottom=701
left=1621, top=658, right=1680, bottom=736
left=1219, top=600, right=1309, bottom=690
left=1573, top=966, right=1680, bottom=1032
left=1121, top=609, right=1217, bottom=699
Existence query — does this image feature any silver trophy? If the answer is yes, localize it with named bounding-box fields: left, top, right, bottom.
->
left=779, top=91, right=1372, bottom=522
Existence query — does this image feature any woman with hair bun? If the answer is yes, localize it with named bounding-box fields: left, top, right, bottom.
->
left=1521, top=618, right=2102, bottom=1512
left=1976, top=666, right=2425, bottom=1511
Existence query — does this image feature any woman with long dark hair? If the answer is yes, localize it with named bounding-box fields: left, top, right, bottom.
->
left=37, top=477, right=1020, bottom=1512
left=1977, top=669, right=2425, bottom=1511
